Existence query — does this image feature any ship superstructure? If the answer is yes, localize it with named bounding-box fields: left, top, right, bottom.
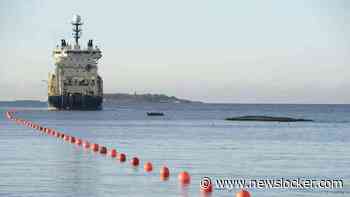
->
left=48, top=15, right=103, bottom=110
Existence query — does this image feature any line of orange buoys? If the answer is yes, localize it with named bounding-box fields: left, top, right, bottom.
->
left=4, top=111, right=251, bottom=197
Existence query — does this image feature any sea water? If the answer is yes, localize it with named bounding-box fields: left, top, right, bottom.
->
left=0, top=103, right=349, bottom=197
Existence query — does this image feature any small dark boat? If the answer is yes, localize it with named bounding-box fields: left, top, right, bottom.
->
left=147, top=112, right=164, bottom=116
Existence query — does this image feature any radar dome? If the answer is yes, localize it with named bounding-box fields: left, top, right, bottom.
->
left=72, top=14, right=82, bottom=24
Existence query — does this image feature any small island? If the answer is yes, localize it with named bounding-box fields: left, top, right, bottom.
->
left=104, top=93, right=202, bottom=104
left=225, top=115, right=313, bottom=122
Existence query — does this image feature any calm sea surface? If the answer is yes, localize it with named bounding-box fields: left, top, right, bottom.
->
left=0, top=103, right=349, bottom=197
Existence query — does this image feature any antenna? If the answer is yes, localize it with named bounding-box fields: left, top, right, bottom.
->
left=71, top=14, right=83, bottom=46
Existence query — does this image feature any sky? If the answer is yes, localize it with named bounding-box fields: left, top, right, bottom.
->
left=0, top=0, right=349, bottom=103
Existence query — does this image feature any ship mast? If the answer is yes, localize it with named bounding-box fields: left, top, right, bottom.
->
left=71, top=15, right=83, bottom=47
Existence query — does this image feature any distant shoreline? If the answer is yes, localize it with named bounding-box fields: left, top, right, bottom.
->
left=103, top=93, right=203, bottom=104
left=0, top=93, right=349, bottom=105
left=0, top=100, right=349, bottom=105
left=0, top=93, right=203, bottom=105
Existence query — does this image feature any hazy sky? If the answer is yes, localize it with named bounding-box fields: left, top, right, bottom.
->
left=0, top=0, right=349, bottom=103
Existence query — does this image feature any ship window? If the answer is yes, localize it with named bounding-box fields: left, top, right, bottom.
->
left=85, top=64, right=92, bottom=72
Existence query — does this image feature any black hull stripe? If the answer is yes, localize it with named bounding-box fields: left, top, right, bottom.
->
left=48, top=95, right=103, bottom=110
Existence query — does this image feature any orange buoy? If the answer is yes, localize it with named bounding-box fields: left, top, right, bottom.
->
left=83, top=141, right=90, bottom=149
left=236, top=189, right=251, bottom=197
left=178, top=171, right=191, bottom=184
left=55, top=132, right=61, bottom=138
left=70, top=136, right=76, bottom=144
left=61, top=134, right=65, bottom=139
left=64, top=135, right=70, bottom=141
left=131, top=157, right=140, bottom=166
left=75, top=138, right=82, bottom=146
left=118, top=153, right=126, bottom=162
left=51, top=130, right=56, bottom=136
left=91, top=143, right=99, bottom=152
left=110, top=149, right=117, bottom=157
left=144, top=162, right=153, bottom=172
left=200, top=177, right=213, bottom=193
left=160, top=166, right=170, bottom=180
left=100, top=146, right=107, bottom=154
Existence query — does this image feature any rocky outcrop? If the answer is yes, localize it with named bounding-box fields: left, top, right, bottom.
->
left=225, top=116, right=313, bottom=122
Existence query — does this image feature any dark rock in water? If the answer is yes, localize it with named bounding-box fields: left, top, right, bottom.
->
left=225, top=115, right=312, bottom=122
left=147, top=112, right=164, bottom=116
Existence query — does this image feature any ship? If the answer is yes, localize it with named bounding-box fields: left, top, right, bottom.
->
left=48, top=15, right=103, bottom=110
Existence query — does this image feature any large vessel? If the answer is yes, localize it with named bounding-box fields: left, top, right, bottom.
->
left=48, top=15, right=103, bottom=110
